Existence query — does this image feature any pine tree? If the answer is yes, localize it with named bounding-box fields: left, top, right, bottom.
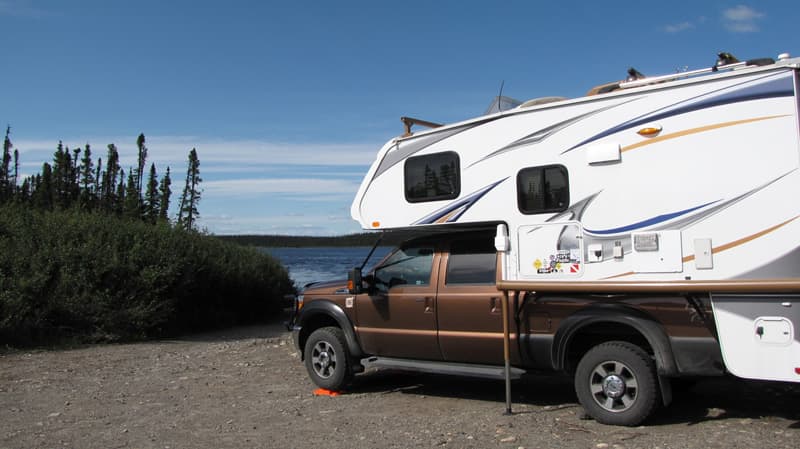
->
left=116, top=168, right=126, bottom=215
left=101, top=144, right=120, bottom=212
left=158, top=167, right=172, bottom=223
left=12, top=149, right=19, bottom=200
left=51, top=142, right=76, bottom=209
left=94, top=157, right=102, bottom=209
left=79, top=144, right=95, bottom=209
left=34, top=163, right=54, bottom=209
left=135, top=133, right=147, bottom=198
left=177, top=148, right=201, bottom=230
left=143, top=163, right=160, bottom=224
left=1, top=126, right=13, bottom=202
left=123, top=169, right=140, bottom=219
left=19, top=177, right=31, bottom=203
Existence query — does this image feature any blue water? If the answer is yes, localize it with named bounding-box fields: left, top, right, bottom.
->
left=261, top=246, right=391, bottom=289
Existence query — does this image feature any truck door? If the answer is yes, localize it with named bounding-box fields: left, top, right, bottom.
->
left=436, top=234, right=508, bottom=364
left=354, top=240, right=443, bottom=360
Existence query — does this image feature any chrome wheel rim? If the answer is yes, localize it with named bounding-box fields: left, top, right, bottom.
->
left=589, top=360, right=638, bottom=413
left=311, top=341, right=337, bottom=379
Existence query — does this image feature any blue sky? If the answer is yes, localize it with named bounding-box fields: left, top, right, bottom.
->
left=1, top=1, right=798, bottom=235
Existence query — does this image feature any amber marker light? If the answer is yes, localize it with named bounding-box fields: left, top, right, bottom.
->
left=637, top=126, right=662, bottom=137
left=371, top=221, right=380, bottom=228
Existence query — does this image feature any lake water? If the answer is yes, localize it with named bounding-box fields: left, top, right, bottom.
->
left=261, top=246, right=392, bottom=289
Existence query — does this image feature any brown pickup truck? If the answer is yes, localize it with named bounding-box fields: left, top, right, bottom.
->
left=290, top=227, right=724, bottom=426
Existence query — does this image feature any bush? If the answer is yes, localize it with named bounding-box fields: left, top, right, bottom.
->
left=0, top=204, right=294, bottom=345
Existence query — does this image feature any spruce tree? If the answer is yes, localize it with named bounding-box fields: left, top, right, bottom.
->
left=20, top=177, right=31, bottom=203
left=135, top=133, right=147, bottom=197
left=1, top=126, right=12, bottom=202
left=34, top=163, right=54, bottom=209
left=52, top=142, right=76, bottom=209
left=158, top=167, right=172, bottom=223
left=123, top=169, right=140, bottom=219
left=116, top=168, right=126, bottom=215
left=143, top=163, right=160, bottom=224
left=101, top=144, right=120, bottom=212
left=79, top=144, right=95, bottom=209
left=94, top=157, right=102, bottom=209
left=12, top=149, right=19, bottom=200
left=177, top=148, right=201, bottom=230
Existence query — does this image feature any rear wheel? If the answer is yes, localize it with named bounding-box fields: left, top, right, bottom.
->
left=574, top=341, right=659, bottom=426
left=304, top=326, right=352, bottom=391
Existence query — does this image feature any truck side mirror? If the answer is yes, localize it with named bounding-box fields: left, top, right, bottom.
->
left=347, top=267, right=363, bottom=294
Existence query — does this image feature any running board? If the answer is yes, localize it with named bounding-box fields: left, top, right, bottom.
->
left=361, top=357, right=525, bottom=380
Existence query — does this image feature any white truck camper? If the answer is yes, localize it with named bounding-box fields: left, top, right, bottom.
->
left=351, top=52, right=800, bottom=385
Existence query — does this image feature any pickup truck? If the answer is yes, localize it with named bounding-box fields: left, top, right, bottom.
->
left=290, top=227, right=724, bottom=426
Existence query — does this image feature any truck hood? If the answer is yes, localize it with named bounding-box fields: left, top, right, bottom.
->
left=301, top=279, right=348, bottom=295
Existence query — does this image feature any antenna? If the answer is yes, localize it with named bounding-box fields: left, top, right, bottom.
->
left=497, top=80, right=505, bottom=111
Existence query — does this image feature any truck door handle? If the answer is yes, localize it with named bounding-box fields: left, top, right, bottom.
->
left=490, top=297, right=501, bottom=314
left=417, top=297, right=434, bottom=313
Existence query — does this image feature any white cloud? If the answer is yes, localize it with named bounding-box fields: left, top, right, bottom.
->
left=202, top=178, right=359, bottom=197
left=722, top=5, right=764, bottom=32
left=12, top=136, right=380, bottom=171
left=8, top=132, right=372, bottom=165
left=664, top=21, right=693, bottom=33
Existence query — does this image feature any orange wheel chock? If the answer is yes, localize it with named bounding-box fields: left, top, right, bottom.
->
left=313, top=388, right=341, bottom=397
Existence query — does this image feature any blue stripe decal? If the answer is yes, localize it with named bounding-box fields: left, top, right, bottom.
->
left=413, top=178, right=507, bottom=225
left=584, top=200, right=719, bottom=235
left=564, top=72, right=794, bottom=153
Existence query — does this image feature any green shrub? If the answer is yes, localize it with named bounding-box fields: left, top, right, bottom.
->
left=0, top=204, right=294, bottom=345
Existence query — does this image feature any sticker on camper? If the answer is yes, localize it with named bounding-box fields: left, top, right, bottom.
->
left=533, top=252, right=582, bottom=275
left=518, top=222, right=584, bottom=278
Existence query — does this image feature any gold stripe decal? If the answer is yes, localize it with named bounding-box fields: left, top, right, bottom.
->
left=683, top=214, right=800, bottom=263
left=621, top=115, right=790, bottom=154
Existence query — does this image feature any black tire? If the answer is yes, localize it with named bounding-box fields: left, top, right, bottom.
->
left=304, top=326, right=352, bottom=391
left=574, top=341, right=659, bottom=426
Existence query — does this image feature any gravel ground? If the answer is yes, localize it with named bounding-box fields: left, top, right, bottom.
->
left=1, top=320, right=799, bottom=449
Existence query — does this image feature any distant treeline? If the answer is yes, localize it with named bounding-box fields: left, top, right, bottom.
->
left=217, top=232, right=414, bottom=248
left=0, top=129, right=294, bottom=346
left=0, top=129, right=203, bottom=230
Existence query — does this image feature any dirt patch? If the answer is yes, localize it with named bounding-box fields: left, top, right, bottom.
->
left=2, top=321, right=799, bottom=449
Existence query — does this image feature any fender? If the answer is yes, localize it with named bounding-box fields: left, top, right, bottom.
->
left=297, top=299, right=365, bottom=359
left=552, top=303, right=678, bottom=376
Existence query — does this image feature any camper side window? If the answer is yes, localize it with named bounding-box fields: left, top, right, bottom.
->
left=517, top=165, right=569, bottom=214
left=404, top=151, right=460, bottom=203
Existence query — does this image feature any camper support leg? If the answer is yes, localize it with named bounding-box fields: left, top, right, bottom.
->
left=501, top=290, right=513, bottom=415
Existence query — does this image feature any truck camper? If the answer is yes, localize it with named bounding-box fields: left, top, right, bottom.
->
left=292, top=52, right=800, bottom=426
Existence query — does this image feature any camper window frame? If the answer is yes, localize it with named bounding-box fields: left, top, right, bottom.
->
left=403, top=151, right=461, bottom=203
left=516, top=164, right=570, bottom=215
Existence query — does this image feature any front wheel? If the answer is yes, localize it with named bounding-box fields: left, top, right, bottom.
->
left=574, top=341, right=659, bottom=426
left=304, top=326, right=352, bottom=391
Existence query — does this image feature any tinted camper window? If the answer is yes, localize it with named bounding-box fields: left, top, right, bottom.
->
left=405, top=151, right=460, bottom=203
left=517, top=165, right=569, bottom=214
